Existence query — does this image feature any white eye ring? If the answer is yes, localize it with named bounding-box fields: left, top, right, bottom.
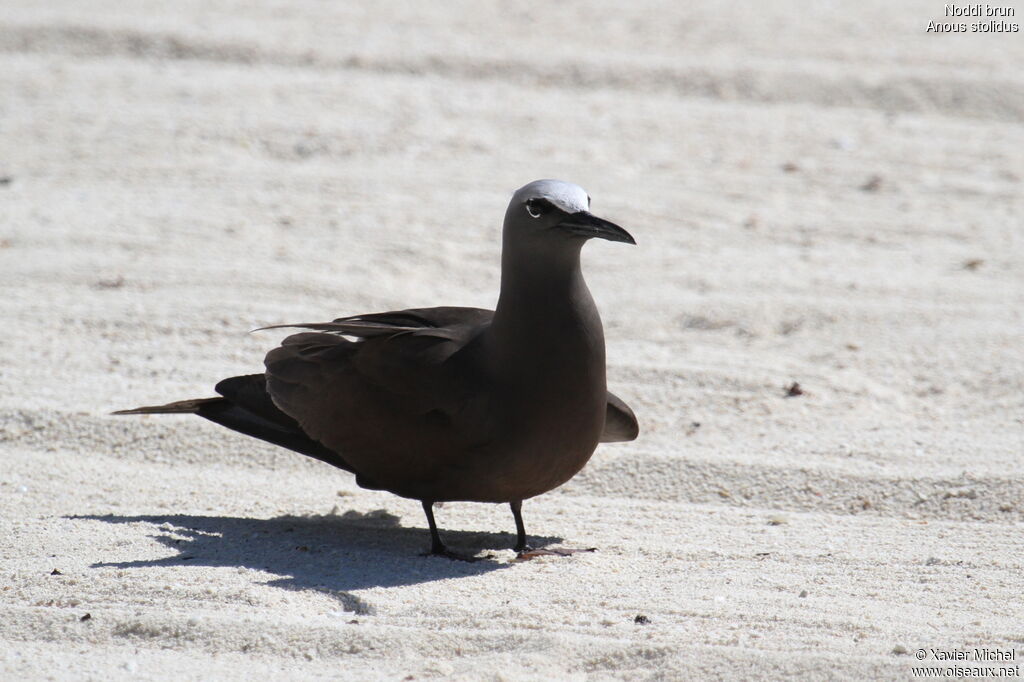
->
left=525, top=198, right=552, bottom=219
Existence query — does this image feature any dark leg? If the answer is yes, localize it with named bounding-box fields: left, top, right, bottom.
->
left=420, top=500, right=480, bottom=562
left=422, top=500, right=446, bottom=555
left=508, top=500, right=598, bottom=560
left=510, top=500, right=529, bottom=553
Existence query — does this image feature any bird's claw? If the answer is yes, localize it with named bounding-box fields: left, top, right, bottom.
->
left=514, top=546, right=597, bottom=561
left=423, top=546, right=486, bottom=562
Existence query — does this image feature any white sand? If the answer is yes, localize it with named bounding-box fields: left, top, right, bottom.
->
left=2, top=1, right=1023, bottom=679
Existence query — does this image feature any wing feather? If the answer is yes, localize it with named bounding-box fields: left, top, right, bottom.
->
left=601, top=390, right=639, bottom=442
left=262, top=307, right=494, bottom=494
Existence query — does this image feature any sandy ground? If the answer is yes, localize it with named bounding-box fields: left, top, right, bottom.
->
left=2, top=1, right=1023, bottom=679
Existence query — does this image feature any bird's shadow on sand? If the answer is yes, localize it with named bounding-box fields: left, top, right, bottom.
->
left=71, top=510, right=563, bottom=613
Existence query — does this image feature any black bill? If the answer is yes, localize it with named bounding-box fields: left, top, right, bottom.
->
left=557, top=211, right=636, bottom=245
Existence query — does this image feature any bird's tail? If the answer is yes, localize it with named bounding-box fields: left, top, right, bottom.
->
left=111, top=398, right=223, bottom=415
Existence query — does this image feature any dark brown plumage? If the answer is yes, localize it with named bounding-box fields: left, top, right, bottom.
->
left=115, top=180, right=638, bottom=558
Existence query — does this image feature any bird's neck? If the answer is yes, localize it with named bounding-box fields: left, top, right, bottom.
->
left=497, top=241, right=587, bottom=304
left=488, top=243, right=605, bottom=378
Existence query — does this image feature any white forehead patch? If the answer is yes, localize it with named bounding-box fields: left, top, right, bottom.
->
left=511, top=179, right=590, bottom=214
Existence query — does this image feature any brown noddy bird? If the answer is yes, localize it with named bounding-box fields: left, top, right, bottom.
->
left=115, top=179, right=639, bottom=559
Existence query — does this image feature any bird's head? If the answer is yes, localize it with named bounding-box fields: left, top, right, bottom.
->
left=504, top=180, right=635, bottom=247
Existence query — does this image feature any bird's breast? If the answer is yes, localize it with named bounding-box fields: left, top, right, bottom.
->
left=463, top=325, right=607, bottom=501
left=435, top=277, right=609, bottom=502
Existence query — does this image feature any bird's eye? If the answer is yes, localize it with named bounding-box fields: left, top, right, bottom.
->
left=525, top=198, right=553, bottom=219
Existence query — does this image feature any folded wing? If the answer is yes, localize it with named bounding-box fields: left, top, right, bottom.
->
left=263, top=307, right=495, bottom=493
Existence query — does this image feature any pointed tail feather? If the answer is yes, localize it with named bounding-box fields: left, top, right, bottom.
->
left=111, top=397, right=223, bottom=415
left=110, top=383, right=358, bottom=476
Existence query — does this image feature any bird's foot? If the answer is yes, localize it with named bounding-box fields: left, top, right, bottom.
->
left=514, top=546, right=597, bottom=561
left=422, top=545, right=485, bottom=563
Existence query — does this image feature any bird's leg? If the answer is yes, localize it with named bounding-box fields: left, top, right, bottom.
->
left=422, top=500, right=446, bottom=554
left=509, top=499, right=598, bottom=560
left=510, top=500, right=530, bottom=553
left=421, top=500, right=480, bottom=562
